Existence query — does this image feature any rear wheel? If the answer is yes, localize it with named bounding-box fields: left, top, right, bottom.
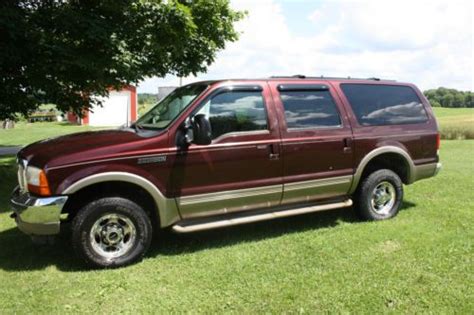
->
left=71, top=197, right=152, bottom=268
left=355, top=169, right=403, bottom=220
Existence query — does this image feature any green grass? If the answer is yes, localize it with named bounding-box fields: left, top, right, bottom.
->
left=433, top=107, right=474, bottom=140
left=432, top=107, right=474, bottom=118
left=0, top=140, right=473, bottom=313
left=0, top=122, right=105, bottom=147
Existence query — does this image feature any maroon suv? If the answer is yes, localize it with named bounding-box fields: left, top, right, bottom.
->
left=11, top=76, right=441, bottom=268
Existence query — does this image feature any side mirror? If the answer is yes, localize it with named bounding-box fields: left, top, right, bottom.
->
left=192, top=114, right=212, bottom=145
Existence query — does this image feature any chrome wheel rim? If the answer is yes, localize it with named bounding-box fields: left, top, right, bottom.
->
left=90, top=213, right=137, bottom=259
left=370, top=181, right=396, bottom=215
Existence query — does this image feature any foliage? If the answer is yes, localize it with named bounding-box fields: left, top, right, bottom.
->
left=0, top=140, right=473, bottom=313
left=138, top=94, right=158, bottom=106
left=424, top=87, right=474, bottom=108
left=138, top=93, right=158, bottom=115
left=0, top=0, right=244, bottom=120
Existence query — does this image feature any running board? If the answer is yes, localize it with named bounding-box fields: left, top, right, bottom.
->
left=172, top=199, right=352, bottom=233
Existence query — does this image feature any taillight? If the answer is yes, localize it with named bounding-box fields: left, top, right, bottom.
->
left=436, top=133, right=441, bottom=151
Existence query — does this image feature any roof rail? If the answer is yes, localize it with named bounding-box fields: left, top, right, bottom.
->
left=269, top=75, right=391, bottom=81
left=270, top=74, right=306, bottom=79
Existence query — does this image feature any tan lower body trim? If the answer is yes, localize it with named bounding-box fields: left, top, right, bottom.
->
left=177, top=175, right=353, bottom=219
left=62, top=172, right=180, bottom=228
left=177, top=184, right=282, bottom=219
left=282, top=175, right=353, bottom=205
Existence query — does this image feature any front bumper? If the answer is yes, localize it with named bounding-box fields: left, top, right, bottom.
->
left=10, top=187, right=68, bottom=236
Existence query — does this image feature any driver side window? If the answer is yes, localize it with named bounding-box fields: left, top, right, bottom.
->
left=197, top=90, right=268, bottom=140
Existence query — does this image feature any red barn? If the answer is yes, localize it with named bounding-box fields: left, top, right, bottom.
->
left=67, top=86, right=137, bottom=126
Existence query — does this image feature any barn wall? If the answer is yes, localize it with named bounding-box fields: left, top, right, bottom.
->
left=68, top=86, right=136, bottom=126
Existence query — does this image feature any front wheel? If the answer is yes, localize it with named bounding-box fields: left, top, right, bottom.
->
left=71, top=197, right=152, bottom=268
left=355, top=169, right=403, bottom=221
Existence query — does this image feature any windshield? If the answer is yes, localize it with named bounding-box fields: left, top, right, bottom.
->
left=135, top=84, right=208, bottom=129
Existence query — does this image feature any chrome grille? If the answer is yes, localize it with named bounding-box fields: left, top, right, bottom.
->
left=17, top=159, right=28, bottom=192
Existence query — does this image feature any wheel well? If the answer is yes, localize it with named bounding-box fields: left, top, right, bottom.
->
left=62, top=181, right=160, bottom=228
left=360, top=153, right=410, bottom=185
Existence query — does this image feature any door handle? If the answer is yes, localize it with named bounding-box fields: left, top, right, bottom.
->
left=343, top=137, right=353, bottom=153
left=256, top=143, right=280, bottom=160
left=269, top=143, right=280, bottom=160
left=269, top=153, right=280, bottom=160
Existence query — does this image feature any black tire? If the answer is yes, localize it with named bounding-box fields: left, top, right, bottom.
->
left=354, top=169, right=403, bottom=221
left=71, top=197, right=152, bottom=268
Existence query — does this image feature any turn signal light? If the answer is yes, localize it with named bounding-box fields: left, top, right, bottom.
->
left=27, top=169, right=51, bottom=196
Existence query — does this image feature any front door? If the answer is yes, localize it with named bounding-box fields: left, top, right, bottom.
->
left=268, top=81, right=354, bottom=205
left=170, top=83, right=283, bottom=219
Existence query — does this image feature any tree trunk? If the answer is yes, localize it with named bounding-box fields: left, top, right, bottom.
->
left=1, top=119, right=15, bottom=129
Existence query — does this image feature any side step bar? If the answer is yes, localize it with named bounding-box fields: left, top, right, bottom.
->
left=172, top=199, right=352, bottom=233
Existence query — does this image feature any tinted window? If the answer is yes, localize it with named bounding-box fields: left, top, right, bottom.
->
left=279, top=90, right=341, bottom=129
left=197, top=91, right=268, bottom=139
left=341, top=84, right=428, bottom=126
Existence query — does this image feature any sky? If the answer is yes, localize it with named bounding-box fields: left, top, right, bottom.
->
left=137, top=0, right=474, bottom=93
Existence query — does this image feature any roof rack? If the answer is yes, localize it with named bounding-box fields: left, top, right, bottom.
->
left=269, top=75, right=391, bottom=81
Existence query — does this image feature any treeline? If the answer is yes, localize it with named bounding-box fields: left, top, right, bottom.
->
left=424, top=87, right=474, bottom=108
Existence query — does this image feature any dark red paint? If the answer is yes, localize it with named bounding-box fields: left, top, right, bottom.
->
left=18, top=78, right=439, bottom=200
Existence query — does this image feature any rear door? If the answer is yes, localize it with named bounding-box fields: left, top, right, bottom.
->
left=268, top=81, right=354, bottom=205
left=170, top=83, right=284, bottom=219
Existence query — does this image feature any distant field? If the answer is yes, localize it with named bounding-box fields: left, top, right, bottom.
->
left=433, top=107, right=474, bottom=118
left=0, top=122, right=106, bottom=147
left=432, top=107, right=474, bottom=140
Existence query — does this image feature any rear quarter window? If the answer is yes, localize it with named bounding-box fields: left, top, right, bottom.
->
left=340, top=84, right=429, bottom=126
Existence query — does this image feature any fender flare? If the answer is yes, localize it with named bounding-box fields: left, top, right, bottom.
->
left=348, top=146, right=415, bottom=194
left=63, top=172, right=180, bottom=227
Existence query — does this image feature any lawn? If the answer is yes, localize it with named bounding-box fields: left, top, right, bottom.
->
left=432, top=107, right=474, bottom=139
left=0, top=121, right=105, bottom=147
left=0, top=140, right=472, bottom=313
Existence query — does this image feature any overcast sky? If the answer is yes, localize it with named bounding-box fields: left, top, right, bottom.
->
left=138, top=0, right=473, bottom=93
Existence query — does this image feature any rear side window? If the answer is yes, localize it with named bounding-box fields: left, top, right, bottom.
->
left=341, top=84, right=428, bottom=126
left=197, top=91, right=268, bottom=139
left=279, top=90, right=341, bottom=129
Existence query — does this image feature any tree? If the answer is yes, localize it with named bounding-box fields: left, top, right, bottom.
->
left=430, top=100, right=441, bottom=107
left=424, top=87, right=473, bottom=108
left=452, top=93, right=465, bottom=108
left=0, top=0, right=244, bottom=120
left=465, top=93, right=474, bottom=108
left=441, top=94, right=454, bottom=108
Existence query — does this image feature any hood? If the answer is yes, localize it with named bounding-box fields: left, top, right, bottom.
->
left=19, top=129, right=150, bottom=168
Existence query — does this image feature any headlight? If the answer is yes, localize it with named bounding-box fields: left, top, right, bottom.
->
left=25, top=166, right=51, bottom=196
